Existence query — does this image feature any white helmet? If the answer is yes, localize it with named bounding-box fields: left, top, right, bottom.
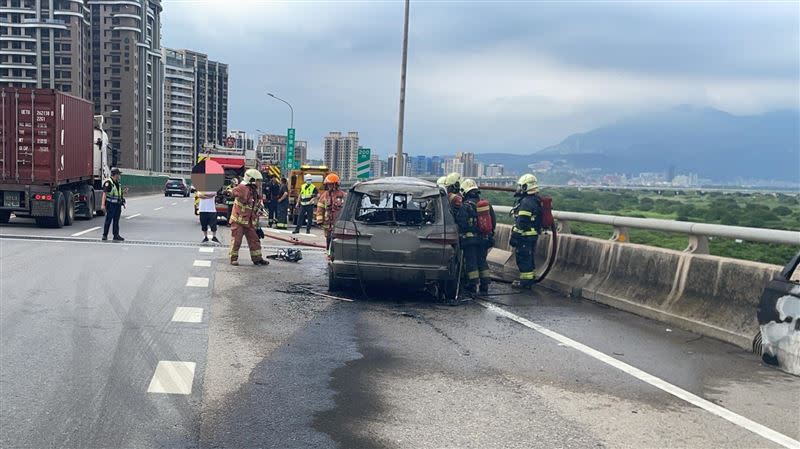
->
left=304, top=174, right=313, bottom=182
left=517, top=173, right=539, bottom=194
left=461, top=178, right=478, bottom=194
left=244, top=168, right=263, bottom=184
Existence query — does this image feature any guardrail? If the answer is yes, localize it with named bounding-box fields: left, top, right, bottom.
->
left=493, top=205, right=800, bottom=253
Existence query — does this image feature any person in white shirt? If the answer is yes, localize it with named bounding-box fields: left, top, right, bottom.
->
left=198, top=191, right=220, bottom=243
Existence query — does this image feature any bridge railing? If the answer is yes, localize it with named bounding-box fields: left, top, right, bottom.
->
left=492, top=206, right=800, bottom=253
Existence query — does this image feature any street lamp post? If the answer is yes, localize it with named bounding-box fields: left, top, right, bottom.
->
left=267, top=93, right=293, bottom=129
left=267, top=93, right=296, bottom=171
left=395, top=0, right=410, bottom=176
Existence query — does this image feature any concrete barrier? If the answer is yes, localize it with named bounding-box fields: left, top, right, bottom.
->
left=488, top=224, right=781, bottom=349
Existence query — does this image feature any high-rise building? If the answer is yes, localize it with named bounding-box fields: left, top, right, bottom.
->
left=457, top=151, right=478, bottom=177
left=484, top=164, right=504, bottom=177
left=369, top=153, right=384, bottom=179
left=89, top=0, right=163, bottom=171
left=162, top=47, right=195, bottom=175
left=256, top=133, right=307, bottom=166
left=443, top=157, right=464, bottom=176
left=180, top=50, right=227, bottom=150
left=430, top=156, right=443, bottom=176
left=324, top=131, right=359, bottom=179
left=409, top=155, right=428, bottom=176
left=388, top=152, right=410, bottom=177
left=0, top=0, right=92, bottom=99
left=229, top=130, right=253, bottom=151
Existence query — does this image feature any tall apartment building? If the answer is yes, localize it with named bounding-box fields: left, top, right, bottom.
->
left=89, top=0, right=163, bottom=170
left=323, top=131, right=359, bottom=180
left=179, top=50, right=227, bottom=150
left=162, top=47, right=194, bottom=175
left=256, top=133, right=307, bottom=166
left=229, top=130, right=253, bottom=151
left=388, top=152, right=410, bottom=177
left=369, top=153, right=384, bottom=178
left=0, top=0, right=92, bottom=99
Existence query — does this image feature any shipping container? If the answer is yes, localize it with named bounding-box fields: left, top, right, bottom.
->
left=0, top=88, right=94, bottom=185
left=0, top=88, right=107, bottom=228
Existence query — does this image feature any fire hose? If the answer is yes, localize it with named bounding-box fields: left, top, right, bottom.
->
left=261, top=231, right=328, bottom=249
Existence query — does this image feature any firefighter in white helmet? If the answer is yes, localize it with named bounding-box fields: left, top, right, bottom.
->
left=228, top=169, right=268, bottom=266
left=510, top=173, right=542, bottom=288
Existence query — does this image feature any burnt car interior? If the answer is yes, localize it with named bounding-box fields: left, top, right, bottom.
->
left=355, top=191, right=437, bottom=226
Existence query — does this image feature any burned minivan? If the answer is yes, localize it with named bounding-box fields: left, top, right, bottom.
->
left=328, top=177, right=460, bottom=300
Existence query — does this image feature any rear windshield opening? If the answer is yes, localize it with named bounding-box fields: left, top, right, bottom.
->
left=356, top=192, right=437, bottom=226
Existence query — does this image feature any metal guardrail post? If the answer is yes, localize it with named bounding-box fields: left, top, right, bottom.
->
left=685, top=235, right=710, bottom=254
left=611, top=226, right=630, bottom=243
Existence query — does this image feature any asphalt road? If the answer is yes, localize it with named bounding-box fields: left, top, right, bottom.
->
left=1, top=193, right=798, bottom=449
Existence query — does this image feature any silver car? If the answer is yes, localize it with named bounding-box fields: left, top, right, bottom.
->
left=328, top=177, right=460, bottom=300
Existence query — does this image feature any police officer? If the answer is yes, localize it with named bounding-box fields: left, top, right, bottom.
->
left=293, top=174, right=318, bottom=234
left=459, top=178, right=496, bottom=294
left=101, top=168, right=127, bottom=241
left=510, top=173, right=543, bottom=289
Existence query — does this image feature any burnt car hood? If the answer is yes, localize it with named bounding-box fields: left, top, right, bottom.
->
left=352, top=177, right=442, bottom=198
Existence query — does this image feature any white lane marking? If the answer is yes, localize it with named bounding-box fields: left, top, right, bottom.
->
left=198, top=247, right=214, bottom=253
left=124, top=213, right=141, bottom=220
left=171, top=307, right=203, bottom=323
left=186, top=277, right=209, bottom=288
left=147, top=361, right=196, bottom=394
left=478, top=301, right=800, bottom=449
left=193, top=260, right=211, bottom=267
left=70, top=226, right=100, bottom=237
left=183, top=199, right=189, bottom=203
left=171, top=202, right=177, bottom=206
left=154, top=206, right=164, bottom=211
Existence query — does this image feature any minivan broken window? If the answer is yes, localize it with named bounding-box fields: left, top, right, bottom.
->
left=356, top=191, right=437, bottom=226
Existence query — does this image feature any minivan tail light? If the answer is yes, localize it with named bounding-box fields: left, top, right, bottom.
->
left=425, top=232, right=458, bottom=245
left=332, top=227, right=358, bottom=240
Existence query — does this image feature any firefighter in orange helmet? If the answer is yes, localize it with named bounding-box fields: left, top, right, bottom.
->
left=228, top=169, right=269, bottom=266
left=315, top=172, right=347, bottom=249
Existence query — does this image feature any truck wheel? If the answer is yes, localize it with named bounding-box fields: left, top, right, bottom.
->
left=0, top=211, right=10, bottom=224
left=47, top=191, right=66, bottom=228
left=83, top=191, right=96, bottom=219
left=64, top=193, right=75, bottom=226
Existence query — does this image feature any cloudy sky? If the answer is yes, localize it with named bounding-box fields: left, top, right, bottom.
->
left=162, top=0, right=799, bottom=159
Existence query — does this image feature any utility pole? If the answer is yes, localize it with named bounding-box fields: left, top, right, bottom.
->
left=394, top=0, right=410, bottom=176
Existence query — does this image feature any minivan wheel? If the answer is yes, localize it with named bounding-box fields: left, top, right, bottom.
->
left=328, top=269, right=342, bottom=292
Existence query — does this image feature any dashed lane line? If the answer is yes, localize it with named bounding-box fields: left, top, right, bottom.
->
left=186, top=277, right=209, bottom=288
left=70, top=226, right=100, bottom=237
left=124, top=213, right=141, bottom=220
left=477, top=300, right=800, bottom=449
left=147, top=361, right=196, bottom=395
left=154, top=206, right=164, bottom=211
left=171, top=202, right=177, bottom=206
left=198, top=247, right=214, bottom=253
left=171, top=307, right=203, bottom=323
left=193, top=260, right=212, bottom=267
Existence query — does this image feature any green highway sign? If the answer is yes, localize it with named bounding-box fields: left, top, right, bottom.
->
left=284, top=128, right=297, bottom=172
left=357, top=147, right=371, bottom=179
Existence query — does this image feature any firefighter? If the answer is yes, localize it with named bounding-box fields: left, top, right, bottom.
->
left=315, top=173, right=346, bottom=249
left=293, top=174, right=318, bottom=234
left=436, top=176, right=446, bottom=188
left=443, top=172, right=462, bottom=216
left=510, top=173, right=542, bottom=289
left=460, top=178, right=496, bottom=293
left=276, top=177, right=289, bottom=229
left=224, top=177, right=239, bottom=221
left=228, top=169, right=269, bottom=266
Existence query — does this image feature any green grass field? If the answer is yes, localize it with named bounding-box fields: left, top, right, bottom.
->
left=483, top=188, right=799, bottom=265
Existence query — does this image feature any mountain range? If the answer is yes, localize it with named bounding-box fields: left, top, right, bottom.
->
left=477, top=106, right=800, bottom=182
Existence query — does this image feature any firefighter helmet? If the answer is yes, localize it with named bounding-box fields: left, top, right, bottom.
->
left=244, top=168, right=263, bottom=184
left=324, top=173, right=340, bottom=184
left=444, top=172, right=461, bottom=188
left=436, top=176, right=446, bottom=187
left=517, top=173, right=539, bottom=194
left=461, top=178, right=479, bottom=194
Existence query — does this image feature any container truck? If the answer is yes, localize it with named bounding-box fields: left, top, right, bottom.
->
left=0, top=88, right=109, bottom=228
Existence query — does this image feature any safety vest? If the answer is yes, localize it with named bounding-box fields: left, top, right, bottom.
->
left=106, top=180, right=123, bottom=203
left=300, top=183, right=316, bottom=206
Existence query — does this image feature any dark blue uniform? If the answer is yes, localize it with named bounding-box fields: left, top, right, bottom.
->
left=457, top=191, right=496, bottom=293
left=511, top=194, right=542, bottom=286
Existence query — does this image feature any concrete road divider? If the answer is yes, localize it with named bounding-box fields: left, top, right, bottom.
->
left=488, top=224, right=781, bottom=349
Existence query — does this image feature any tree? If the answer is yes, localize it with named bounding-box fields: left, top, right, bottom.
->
left=773, top=206, right=793, bottom=216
